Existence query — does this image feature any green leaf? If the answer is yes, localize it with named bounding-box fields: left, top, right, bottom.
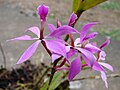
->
left=40, top=71, right=63, bottom=90
left=82, top=0, right=107, bottom=10
left=72, top=0, right=81, bottom=12
left=72, top=0, right=107, bottom=13
left=48, top=71, right=63, bottom=90
left=40, top=80, right=49, bottom=90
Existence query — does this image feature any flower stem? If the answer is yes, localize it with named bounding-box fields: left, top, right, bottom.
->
left=41, top=40, right=52, bottom=56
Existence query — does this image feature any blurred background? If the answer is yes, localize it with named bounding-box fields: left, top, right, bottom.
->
left=0, top=0, right=120, bottom=90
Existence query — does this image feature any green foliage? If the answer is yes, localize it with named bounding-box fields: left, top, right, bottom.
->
left=72, top=0, right=107, bottom=15
left=40, top=80, right=49, bottom=90
left=100, top=1, right=120, bottom=10
left=72, top=0, right=81, bottom=13
left=41, top=71, right=63, bottom=90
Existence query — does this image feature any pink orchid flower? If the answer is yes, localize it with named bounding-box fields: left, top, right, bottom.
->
left=7, top=4, right=78, bottom=64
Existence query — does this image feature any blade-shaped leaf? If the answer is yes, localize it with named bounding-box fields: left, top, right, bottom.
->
left=72, top=0, right=81, bottom=12
left=82, top=0, right=107, bottom=11
left=40, top=71, right=63, bottom=90
left=72, top=0, right=107, bottom=14
left=49, top=72, right=63, bottom=90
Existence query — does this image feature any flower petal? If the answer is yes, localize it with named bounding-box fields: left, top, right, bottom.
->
left=80, top=22, right=98, bottom=43
left=7, top=35, right=35, bottom=41
left=100, top=39, right=110, bottom=49
left=78, top=48, right=96, bottom=67
left=98, top=51, right=106, bottom=60
left=93, top=62, right=105, bottom=72
left=74, top=38, right=80, bottom=46
left=68, top=13, right=77, bottom=26
left=16, top=40, right=41, bottom=64
left=101, top=71, right=108, bottom=88
left=68, top=56, right=81, bottom=81
left=44, top=39, right=66, bottom=57
left=66, top=46, right=71, bottom=52
left=37, top=4, right=49, bottom=21
left=26, top=26, right=40, bottom=38
left=81, top=54, right=91, bottom=66
left=85, top=43, right=101, bottom=53
left=51, top=53, right=61, bottom=63
left=49, top=25, right=79, bottom=38
left=67, top=49, right=77, bottom=59
left=99, top=62, right=113, bottom=72
left=48, top=24, right=57, bottom=33
left=83, top=32, right=98, bottom=41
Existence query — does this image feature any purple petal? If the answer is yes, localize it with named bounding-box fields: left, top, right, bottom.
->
left=99, top=62, right=113, bottom=72
left=7, top=35, right=35, bottom=41
left=51, top=53, right=61, bottom=63
left=83, top=32, right=98, bottom=41
left=101, top=71, right=108, bottom=88
left=74, top=38, right=80, bottom=46
left=85, top=43, right=101, bottom=53
left=67, top=49, right=77, bottom=59
left=100, top=39, right=110, bottom=49
left=80, top=22, right=98, bottom=43
left=49, top=25, right=79, bottom=38
left=66, top=46, right=71, bottom=52
left=77, top=48, right=96, bottom=67
left=48, top=24, right=57, bottom=33
left=98, top=51, right=106, bottom=60
left=16, top=40, right=41, bottom=64
left=68, top=56, right=81, bottom=81
left=37, top=4, right=49, bottom=21
left=26, top=26, right=40, bottom=38
left=93, top=62, right=105, bottom=72
left=68, top=13, right=77, bottom=26
left=44, top=39, right=66, bottom=57
left=81, top=54, right=91, bottom=66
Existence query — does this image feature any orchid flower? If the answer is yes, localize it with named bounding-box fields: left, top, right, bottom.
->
left=66, top=22, right=99, bottom=80
left=92, top=39, right=113, bottom=88
left=55, top=22, right=99, bottom=80
left=46, top=13, right=79, bottom=62
left=71, top=22, right=99, bottom=67
left=7, top=4, right=50, bottom=64
left=55, top=22, right=113, bottom=88
left=7, top=4, right=113, bottom=89
left=7, top=4, right=79, bottom=64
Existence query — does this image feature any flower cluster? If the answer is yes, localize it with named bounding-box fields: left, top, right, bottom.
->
left=8, top=4, right=113, bottom=88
